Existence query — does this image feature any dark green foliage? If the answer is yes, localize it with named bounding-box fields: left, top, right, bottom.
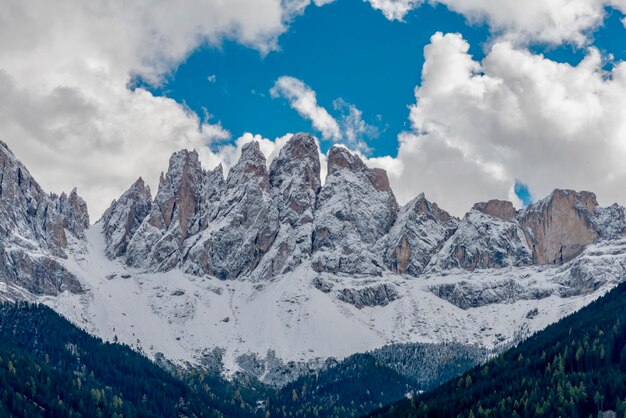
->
left=0, top=302, right=488, bottom=418
left=370, top=282, right=626, bottom=418
left=0, top=302, right=258, bottom=417
left=266, top=352, right=418, bottom=418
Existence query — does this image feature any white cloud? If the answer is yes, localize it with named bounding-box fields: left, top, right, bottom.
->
left=365, top=0, right=626, bottom=46
left=207, top=74, right=217, bottom=83
left=270, top=76, right=342, bottom=141
left=384, top=32, right=626, bottom=215
left=0, top=0, right=331, bottom=219
left=365, top=0, right=422, bottom=21
left=333, top=98, right=378, bottom=154
left=271, top=76, right=378, bottom=153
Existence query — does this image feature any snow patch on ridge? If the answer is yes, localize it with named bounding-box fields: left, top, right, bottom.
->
left=40, top=224, right=620, bottom=378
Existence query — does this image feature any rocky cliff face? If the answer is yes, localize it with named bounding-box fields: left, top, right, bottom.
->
left=0, top=140, right=87, bottom=295
left=519, top=190, right=605, bottom=265
left=92, top=134, right=626, bottom=282
left=252, top=133, right=321, bottom=279
left=100, top=177, right=152, bottom=258
left=182, top=141, right=280, bottom=280
left=428, top=207, right=533, bottom=271
left=311, top=145, right=399, bottom=275
left=383, top=194, right=458, bottom=275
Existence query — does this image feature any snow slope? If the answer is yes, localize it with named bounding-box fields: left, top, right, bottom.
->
left=39, top=223, right=624, bottom=378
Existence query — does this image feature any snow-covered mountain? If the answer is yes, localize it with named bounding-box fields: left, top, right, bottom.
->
left=1, top=133, right=626, bottom=384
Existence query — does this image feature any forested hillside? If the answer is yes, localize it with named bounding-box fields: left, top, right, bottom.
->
left=371, top=282, right=626, bottom=418
left=0, top=302, right=260, bottom=417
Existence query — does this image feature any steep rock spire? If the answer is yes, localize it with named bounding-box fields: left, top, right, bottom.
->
left=312, top=145, right=399, bottom=275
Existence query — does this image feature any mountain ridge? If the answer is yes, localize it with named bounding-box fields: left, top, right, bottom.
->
left=0, top=133, right=625, bottom=385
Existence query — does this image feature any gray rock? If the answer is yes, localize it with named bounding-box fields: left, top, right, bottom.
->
left=100, top=177, right=152, bottom=258
left=383, top=194, right=458, bottom=276
left=312, top=145, right=398, bottom=275
left=337, top=283, right=400, bottom=308
left=0, top=140, right=86, bottom=295
left=430, top=279, right=553, bottom=310
left=428, top=208, right=532, bottom=271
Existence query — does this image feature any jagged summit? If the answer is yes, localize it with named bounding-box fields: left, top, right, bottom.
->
left=91, top=134, right=626, bottom=281
left=2, top=136, right=626, bottom=384
left=0, top=139, right=87, bottom=296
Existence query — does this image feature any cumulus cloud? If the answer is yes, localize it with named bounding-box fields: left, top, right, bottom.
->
left=384, top=32, right=626, bottom=215
left=364, top=0, right=422, bottom=21
left=0, top=0, right=330, bottom=218
left=366, top=0, right=626, bottom=46
left=270, top=76, right=342, bottom=141
left=333, top=99, right=379, bottom=154
left=271, top=76, right=378, bottom=152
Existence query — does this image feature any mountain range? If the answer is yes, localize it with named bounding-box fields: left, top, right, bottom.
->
left=1, top=132, right=625, bottom=385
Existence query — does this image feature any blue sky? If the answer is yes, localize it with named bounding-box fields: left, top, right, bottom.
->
left=140, top=1, right=625, bottom=157
left=139, top=0, right=491, bottom=158
left=4, top=0, right=626, bottom=217
left=134, top=0, right=626, bottom=206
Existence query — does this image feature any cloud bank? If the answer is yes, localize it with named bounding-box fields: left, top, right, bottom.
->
left=0, top=0, right=329, bottom=218
left=2, top=0, right=626, bottom=220
left=382, top=32, right=626, bottom=215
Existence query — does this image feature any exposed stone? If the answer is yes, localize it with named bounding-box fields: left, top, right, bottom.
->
left=337, top=283, right=400, bottom=308
left=473, top=200, right=517, bottom=222
left=100, top=177, right=152, bottom=258
left=312, top=146, right=398, bottom=275
left=518, top=190, right=599, bottom=264
left=182, top=141, right=280, bottom=279
left=0, top=140, right=86, bottom=295
left=430, top=280, right=553, bottom=310
left=252, top=133, right=321, bottom=279
left=428, top=209, right=532, bottom=271
left=384, top=194, right=458, bottom=275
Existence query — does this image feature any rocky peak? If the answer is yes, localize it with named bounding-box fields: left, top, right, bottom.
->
left=384, top=194, right=459, bottom=275
left=269, top=133, right=320, bottom=226
left=100, top=177, right=152, bottom=258
left=182, top=141, right=280, bottom=280
left=312, top=146, right=399, bottom=275
left=428, top=208, right=532, bottom=271
left=327, top=145, right=394, bottom=194
left=246, top=134, right=323, bottom=279
left=57, top=188, right=90, bottom=239
left=0, top=140, right=84, bottom=295
left=518, top=189, right=600, bottom=264
left=155, top=149, right=206, bottom=237
left=226, top=141, right=269, bottom=192
left=473, top=200, right=517, bottom=222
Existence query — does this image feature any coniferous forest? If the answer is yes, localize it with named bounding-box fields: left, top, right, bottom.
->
left=0, top=302, right=262, bottom=417
left=370, top=281, right=626, bottom=418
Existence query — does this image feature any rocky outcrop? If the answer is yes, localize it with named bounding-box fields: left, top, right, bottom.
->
left=312, top=146, right=398, bottom=275
left=473, top=199, right=517, bottom=222
left=124, top=150, right=214, bottom=270
left=182, top=142, right=280, bottom=279
left=97, top=135, right=626, bottom=282
left=252, top=133, right=321, bottom=279
left=100, top=178, right=152, bottom=258
left=337, top=283, right=400, bottom=308
left=518, top=190, right=600, bottom=265
left=429, top=279, right=553, bottom=309
left=428, top=207, right=532, bottom=271
left=0, top=140, right=86, bottom=295
left=383, top=194, right=458, bottom=276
